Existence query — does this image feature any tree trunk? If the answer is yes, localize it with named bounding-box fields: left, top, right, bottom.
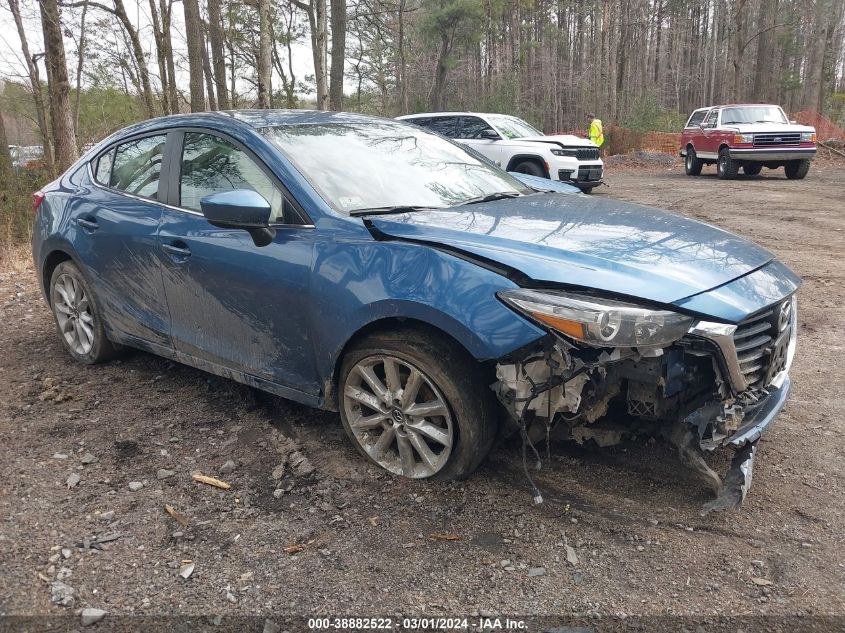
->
left=111, top=0, right=157, bottom=116
left=183, top=0, right=206, bottom=111
left=202, top=28, right=218, bottom=110
left=329, top=0, right=346, bottom=110
left=73, top=0, right=88, bottom=130
left=39, top=0, right=78, bottom=172
left=257, top=0, right=272, bottom=108
left=149, top=0, right=171, bottom=113
left=8, top=0, right=54, bottom=173
left=207, top=0, right=229, bottom=109
left=162, top=0, right=178, bottom=112
left=0, top=107, right=12, bottom=180
left=297, top=0, right=328, bottom=109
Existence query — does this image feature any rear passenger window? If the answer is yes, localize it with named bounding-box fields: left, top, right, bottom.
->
left=93, top=149, right=114, bottom=185
left=426, top=117, right=458, bottom=138
left=686, top=110, right=707, bottom=128
left=110, top=135, right=167, bottom=199
left=179, top=132, right=297, bottom=224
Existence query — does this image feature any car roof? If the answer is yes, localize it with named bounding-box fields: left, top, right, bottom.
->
left=398, top=112, right=501, bottom=119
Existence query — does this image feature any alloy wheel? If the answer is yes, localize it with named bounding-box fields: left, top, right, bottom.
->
left=342, top=354, right=454, bottom=478
left=52, top=272, right=95, bottom=355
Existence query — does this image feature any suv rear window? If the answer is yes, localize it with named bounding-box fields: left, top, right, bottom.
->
left=686, top=110, right=708, bottom=128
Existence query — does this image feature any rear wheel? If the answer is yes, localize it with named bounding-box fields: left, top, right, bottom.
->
left=743, top=163, right=762, bottom=176
left=338, top=329, right=497, bottom=480
left=684, top=147, right=703, bottom=176
left=49, top=260, right=121, bottom=364
left=717, top=148, right=739, bottom=180
left=512, top=160, right=546, bottom=178
left=784, top=159, right=810, bottom=180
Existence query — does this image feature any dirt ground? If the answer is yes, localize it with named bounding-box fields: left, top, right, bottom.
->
left=1, top=160, right=844, bottom=628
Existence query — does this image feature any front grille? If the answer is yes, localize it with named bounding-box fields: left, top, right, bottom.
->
left=576, top=147, right=600, bottom=160
left=753, top=133, right=801, bottom=147
left=733, top=298, right=793, bottom=389
left=577, top=166, right=603, bottom=181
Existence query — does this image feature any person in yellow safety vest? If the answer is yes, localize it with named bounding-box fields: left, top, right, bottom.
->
left=585, top=112, right=604, bottom=147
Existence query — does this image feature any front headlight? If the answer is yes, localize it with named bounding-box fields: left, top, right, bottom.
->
left=800, top=132, right=816, bottom=142
left=733, top=134, right=754, bottom=144
left=499, top=289, right=697, bottom=348
left=550, top=148, right=576, bottom=157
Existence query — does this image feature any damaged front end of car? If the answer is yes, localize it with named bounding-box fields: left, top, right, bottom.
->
left=493, top=289, right=798, bottom=514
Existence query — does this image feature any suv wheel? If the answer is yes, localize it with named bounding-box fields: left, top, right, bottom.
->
left=784, top=159, right=810, bottom=180
left=49, top=260, right=121, bottom=364
left=512, top=160, right=545, bottom=178
left=339, top=329, right=497, bottom=480
left=684, top=147, right=703, bottom=176
left=717, top=148, right=739, bottom=180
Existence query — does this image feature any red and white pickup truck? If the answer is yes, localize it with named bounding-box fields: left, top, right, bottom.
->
left=680, top=104, right=817, bottom=180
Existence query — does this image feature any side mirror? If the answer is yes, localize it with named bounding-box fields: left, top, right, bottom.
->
left=480, top=128, right=500, bottom=140
left=200, top=189, right=276, bottom=247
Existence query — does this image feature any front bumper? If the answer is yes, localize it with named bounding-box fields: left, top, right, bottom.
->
left=558, top=165, right=603, bottom=188
left=728, top=147, right=816, bottom=161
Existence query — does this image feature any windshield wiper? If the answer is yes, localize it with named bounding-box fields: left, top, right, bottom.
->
left=755, top=120, right=780, bottom=123
left=349, top=205, right=440, bottom=217
left=458, top=191, right=522, bottom=206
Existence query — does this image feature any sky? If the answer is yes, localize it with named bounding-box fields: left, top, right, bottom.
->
left=0, top=0, right=317, bottom=104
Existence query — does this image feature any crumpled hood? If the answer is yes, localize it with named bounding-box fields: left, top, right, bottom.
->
left=368, top=194, right=775, bottom=308
left=516, top=134, right=597, bottom=147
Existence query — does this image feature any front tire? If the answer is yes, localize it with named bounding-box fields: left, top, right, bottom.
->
left=338, top=329, right=497, bottom=480
left=785, top=159, right=810, bottom=180
left=684, top=147, right=703, bottom=176
left=49, top=260, right=121, bottom=364
left=512, top=160, right=546, bottom=178
left=717, top=148, right=739, bottom=180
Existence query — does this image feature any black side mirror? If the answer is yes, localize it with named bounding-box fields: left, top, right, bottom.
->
left=480, top=128, right=500, bottom=140
left=200, top=189, right=276, bottom=247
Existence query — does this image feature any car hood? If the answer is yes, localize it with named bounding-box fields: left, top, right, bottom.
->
left=724, top=122, right=816, bottom=134
left=367, top=194, right=776, bottom=310
left=516, top=134, right=597, bottom=147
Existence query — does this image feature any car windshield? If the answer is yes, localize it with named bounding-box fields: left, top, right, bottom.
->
left=721, top=106, right=788, bottom=124
left=262, top=121, right=529, bottom=213
left=485, top=115, right=543, bottom=139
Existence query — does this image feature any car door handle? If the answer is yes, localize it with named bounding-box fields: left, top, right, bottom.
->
left=161, top=242, right=191, bottom=259
left=76, top=217, right=99, bottom=232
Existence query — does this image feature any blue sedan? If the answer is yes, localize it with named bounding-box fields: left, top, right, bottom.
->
left=32, top=110, right=799, bottom=509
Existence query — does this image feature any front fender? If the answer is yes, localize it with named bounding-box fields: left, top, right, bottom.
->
left=309, top=236, right=546, bottom=388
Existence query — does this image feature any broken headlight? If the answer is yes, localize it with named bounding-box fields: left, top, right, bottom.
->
left=499, top=289, right=696, bottom=348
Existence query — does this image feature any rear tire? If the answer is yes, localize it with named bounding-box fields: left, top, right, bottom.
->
left=743, top=163, right=762, bottom=176
left=784, top=159, right=810, bottom=180
left=49, top=260, right=121, bottom=364
left=338, top=329, right=497, bottom=481
left=717, top=148, right=739, bottom=180
left=512, top=160, right=546, bottom=178
left=684, top=147, right=703, bottom=176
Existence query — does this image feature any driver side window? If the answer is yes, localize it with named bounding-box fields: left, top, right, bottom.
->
left=179, top=132, right=298, bottom=224
left=702, top=110, right=719, bottom=128
left=457, top=117, right=494, bottom=140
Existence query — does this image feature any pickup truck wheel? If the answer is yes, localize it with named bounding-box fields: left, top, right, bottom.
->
left=684, top=147, right=703, bottom=176
left=743, top=163, right=762, bottom=176
left=339, top=329, right=497, bottom=481
left=784, top=159, right=810, bottom=180
left=717, top=148, right=739, bottom=180
left=512, top=160, right=546, bottom=178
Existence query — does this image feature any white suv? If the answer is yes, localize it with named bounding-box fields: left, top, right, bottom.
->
left=396, top=112, right=604, bottom=192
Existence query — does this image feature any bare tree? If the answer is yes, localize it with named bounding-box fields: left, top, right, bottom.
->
left=8, top=0, right=54, bottom=172
left=257, top=0, right=272, bottom=108
left=207, top=0, right=229, bottom=109
left=295, top=0, right=329, bottom=109
left=329, top=0, right=346, bottom=110
left=39, top=0, right=78, bottom=171
left=183, top=0, right=206, bottom=111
